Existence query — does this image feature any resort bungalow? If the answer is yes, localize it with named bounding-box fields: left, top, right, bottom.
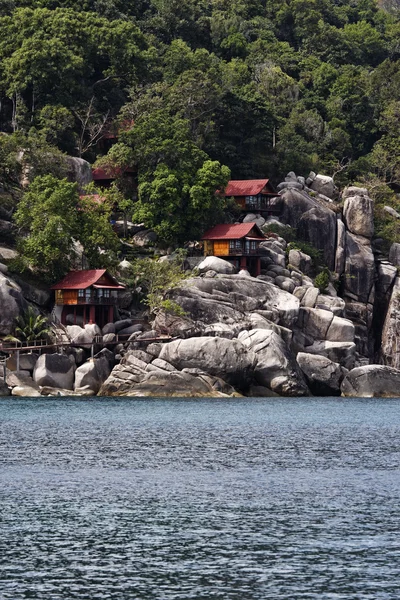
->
left=222, top=179, right=279, bottom=215
left=51, top=269, right=125, bottom=327
left=202, top=223, right=265, bottom=276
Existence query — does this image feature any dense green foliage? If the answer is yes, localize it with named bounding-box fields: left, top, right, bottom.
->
left=5, top=306, right=51, bottom=343
left=2, top=0, right=400, bottom=249
left=13, top=175, right=119, bottom=280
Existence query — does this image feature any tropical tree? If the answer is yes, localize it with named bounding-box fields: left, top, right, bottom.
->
left=5, top=306, right=51, bottom=343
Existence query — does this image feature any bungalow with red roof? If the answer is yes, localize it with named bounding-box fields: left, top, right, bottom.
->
left=201, top=223, right=265, bottom=276
left=51, top=270, right=125, bottom=327
left=222, top=179, right=279, bottom=215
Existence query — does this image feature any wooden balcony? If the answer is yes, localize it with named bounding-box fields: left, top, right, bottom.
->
left=55, top=296, right=117, bottom=306
left=228, top=247, right=261, bottom=256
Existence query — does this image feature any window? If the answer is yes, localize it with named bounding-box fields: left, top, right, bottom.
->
left=78, top=289, right=84, bottom=298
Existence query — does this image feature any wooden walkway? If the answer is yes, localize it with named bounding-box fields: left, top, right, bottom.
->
left=0, top=334, right=174, bottom=375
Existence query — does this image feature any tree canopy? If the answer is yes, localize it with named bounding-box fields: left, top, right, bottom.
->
left=2, top=0, right=400, bottom=250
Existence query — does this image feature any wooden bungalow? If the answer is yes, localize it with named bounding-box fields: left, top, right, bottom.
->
left=202, top=223, right=265, bottom=276
left=222, top=179, right=279, bottom=215
left=92, top=166, right=137, bottom=190
left=51, top=269, right=125, bottom=327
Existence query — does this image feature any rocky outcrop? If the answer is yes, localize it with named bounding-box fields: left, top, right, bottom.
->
left=343, top=233, right=375, bottom=303
left=158, top=337, right=256, bottom=390
left=0, top=275, right=28, bottom=335
left=33, top=353, right=76, bottom=390
left=238, top=329, right=309, bottom=396
left=65, top=156, right=93, bottom=191
left=74, top=349, right=114, bottom=393
left=297, top=352, right=346, bottom=395
left=197, top=256, right=237, bottom=274
left=380, top=276, right=400, bottom=369
left=341, top=365, right=400, bottom=397
left=343, top=191, right=374, bottom=238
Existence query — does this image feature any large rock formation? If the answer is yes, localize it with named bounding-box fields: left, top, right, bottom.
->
left=341, top=365, right=400, bottom=397
left=0, top=275, right=28, bottom=335
left=33, top=353, right=76, bottom=390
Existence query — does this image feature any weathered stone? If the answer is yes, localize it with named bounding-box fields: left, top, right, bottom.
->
left=0, top=276, right=28, bottom=335
left=169, top=275, right=300, bottom=330
left=303, top=340, right=356, bottom=370
left=118, top=324, right=143, bottom=337
left=341, top=365, right=400, bottom=398
left=389, top=243, right=400, bottom=267
left=344, top=232, right=375, bottom=303
left=342, top=186, right=368, bottom=200
left=297, top=352, right=345, bottom=395
left=309, top=174, right=338, bottom=199
left=132, top=229, right=158, bottom=247
left=325, top=316, right=355, bottom=342
left=198, top=256, right=237, bottom=274
left=65, top=156, right=93, bottom=191
left=238, top=329, right=309, bottom=396
left=335, top=218, right=346, bottom=277
left=343, top=194, right=374, bottom=238
left=158, top=337, right=257, bottom=390
left=102, top=323, right=116, bottom=335
left=0, top=380, right=10, bottom=396
left=66, top=323, right=101, bottom=347
left=288, top=249, right=312, bottom=274
left=297, top=307, right=334, bottom=340
left=384, top=206, right=400, bottom=219
left=315, top=295, right=345, bottom=316
left=74, top=351, right=114, bottom=394
left=381, top=277, right=400, bottom=369
left=6, top=353, right=38, bottom=372
left=33, top=353, right=75, bottom=390
left=114, top=319, right=133, bottom=333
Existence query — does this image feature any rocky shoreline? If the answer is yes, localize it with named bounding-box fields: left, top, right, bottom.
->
left=3, top=173, right=400, bottom=399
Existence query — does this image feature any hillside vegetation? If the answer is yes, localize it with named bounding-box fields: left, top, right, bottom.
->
left=1, top=0, right=400, bottom=256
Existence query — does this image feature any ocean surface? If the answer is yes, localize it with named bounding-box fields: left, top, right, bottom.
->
left=1, top=397, right=400, bottom=599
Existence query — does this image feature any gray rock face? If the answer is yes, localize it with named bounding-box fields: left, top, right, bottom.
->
left=384, top=206, right=400, bottom=219
left=335, top=218, right=346, bottom=276
left=13, top=275, right=51, bottom=307
left=0, top=276, right=28, bottom=335
left=65, top=156, right=93, bottom=191
left=288, top=249, right=312, bottom=274
left=389, top=243, right=400, bottom=267
left=344, top=233, right=375, bottom=303
left=309, top=174, right=338, bottom=199
left=168, top=276, right=300, bottom=331
left=132, top=229, right=158, bottom=247
left=198, top=256, right=237, bottom=274
left=341, top=365, right=400, bottom=397
left=66, top=323, right=101, bottom=347
left=342, top=186, right=368, bottom=199
left=33, top=353, right=76, bottom=390
left=380, top=276, right=400, bottom=369
left=74, top=351, right=114, bottom=393
left=297, top=206, right=337, bottom=271
left=109, top=370, right=237, bottom=398
left=343, top=194, right=374, bottom=238
left=0, top=380, right=10, bottom=396
left=297, top=352, right=345, bottom=395
left=158, top=337, right=256, bottom=391
left=238, top=329, right=309, bottom=396
left=302, top=340, right=356, bottom=370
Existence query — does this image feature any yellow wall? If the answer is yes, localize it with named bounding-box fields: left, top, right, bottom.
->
left=213, top=241, right=229, bottom=256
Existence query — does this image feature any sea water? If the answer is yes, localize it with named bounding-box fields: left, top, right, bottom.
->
left=1, top=396, right=400, bottom=599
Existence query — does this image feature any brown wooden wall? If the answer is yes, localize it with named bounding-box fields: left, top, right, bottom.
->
left=213, top=241, right=229, bottom=256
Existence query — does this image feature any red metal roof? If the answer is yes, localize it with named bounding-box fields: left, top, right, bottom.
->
left=202, top=223, right=265, bottom=240
left=224, top=179, right=271, bottom=197
left=92, top=166, right=136, bottom=180
left=51, top=270, right=124, bottom=290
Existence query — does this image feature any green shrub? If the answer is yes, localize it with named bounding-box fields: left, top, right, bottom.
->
left=314, top=268, right=330, bottom=292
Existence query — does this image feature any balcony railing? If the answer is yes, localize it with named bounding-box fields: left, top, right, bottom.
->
left=55, top=296, right=117, bottom=306
left=244, top=201, right=280, bottom=212
left=228, top=247, right=260, bottom=256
